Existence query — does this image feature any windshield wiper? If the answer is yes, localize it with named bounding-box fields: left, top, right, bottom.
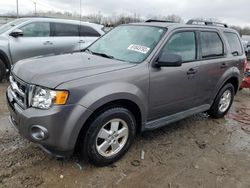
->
left=82, top=49, right=114, bottom=59
left=91, top=52, right=114, bottom=59
left=81, top=48, right=92, bottom=53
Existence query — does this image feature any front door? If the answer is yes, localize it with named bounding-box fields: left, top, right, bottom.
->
left=9, top=22, right=53, bottom=63
left=149, top=31, right=200, bottom=120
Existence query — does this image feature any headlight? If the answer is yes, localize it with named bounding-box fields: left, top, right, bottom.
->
left=31, top=86, right=69, bottom=110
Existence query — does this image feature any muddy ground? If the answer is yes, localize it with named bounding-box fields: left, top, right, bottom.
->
left=1, top=80, right=250, bottom=188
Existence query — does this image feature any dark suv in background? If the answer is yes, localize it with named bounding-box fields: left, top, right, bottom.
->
left=6, top=19, right=246, bottom=166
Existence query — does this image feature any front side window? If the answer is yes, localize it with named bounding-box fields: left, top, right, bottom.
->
left=161, top=31, right=197, bottom=62
left=224, top=32, right=243, bottom=56
left=53, top=23, right=79, bottom=37
left=88, top=25, right=166, bottom=63
left=80, top=25, right=100, bottom=37
left=200, top=31, right=224, bottom=58
left=20, top=22, right=50, bottom=37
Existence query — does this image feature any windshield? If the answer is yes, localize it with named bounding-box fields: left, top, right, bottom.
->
left=87, top=25, right=167, bottom=63
left=0, top=19, right=27, bottom=34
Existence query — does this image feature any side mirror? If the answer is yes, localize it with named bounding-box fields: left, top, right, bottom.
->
left=9, top=29, right=23, bottom=38
left=155, top=53, right=182, bottom=67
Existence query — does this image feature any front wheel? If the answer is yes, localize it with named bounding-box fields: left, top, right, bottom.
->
left=208, top=83, right=235, bottom=119
left=82, top=107, right=136, bottom=166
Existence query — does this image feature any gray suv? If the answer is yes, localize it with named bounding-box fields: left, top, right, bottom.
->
left=0, top=17, right=104, bottom=81
left=6, top=19, right=246, bottom=166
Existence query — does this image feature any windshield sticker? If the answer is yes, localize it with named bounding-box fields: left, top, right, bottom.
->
left=127, top=44, right=150, bottom=54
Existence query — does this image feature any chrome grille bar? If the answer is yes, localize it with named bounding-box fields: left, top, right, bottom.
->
left=9, top=75, right=28, bottom=109
left=9, top=76, right=25, bottom=97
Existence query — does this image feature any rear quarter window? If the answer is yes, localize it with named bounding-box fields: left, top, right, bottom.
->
left=80, top=25, right=100, bottom=37
left=200, top=31, right=224, bottom=59
left=224, top=32, right=243, bottom=56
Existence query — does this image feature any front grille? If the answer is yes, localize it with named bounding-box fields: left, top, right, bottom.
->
left=9, top=75, right=28, bottom=109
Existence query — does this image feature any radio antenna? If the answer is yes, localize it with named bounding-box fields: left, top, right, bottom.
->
left=80, top=0, right=82, bottom=23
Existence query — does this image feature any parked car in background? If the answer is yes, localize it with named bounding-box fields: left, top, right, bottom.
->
left=241, top=40, right=250, bottom=57
left=242, top=40, right=248, bottom=55
left=7, top=19, right=246, bottom=166
left=0, top=17, right=104, bottom=81
left=246, top=41, right=250, bottom=59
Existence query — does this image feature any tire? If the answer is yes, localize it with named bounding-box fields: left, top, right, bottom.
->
left=0, top=59, right=6, bottom=82
left=208, top=83, right=235, bottom=119
left=82, top=107, right=136, bottom=166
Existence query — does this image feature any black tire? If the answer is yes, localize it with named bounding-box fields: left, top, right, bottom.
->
left=0, top=59, right=6, bottom=82
left=82, top=107, right=136, bottom=166
left=208, top=83, right=235, bottom=119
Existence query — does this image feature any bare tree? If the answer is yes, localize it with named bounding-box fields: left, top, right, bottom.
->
left=165, top=14, right=183, bottom=23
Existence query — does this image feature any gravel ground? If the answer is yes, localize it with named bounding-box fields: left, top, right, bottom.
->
left=1, top=80, right=250, bottom=188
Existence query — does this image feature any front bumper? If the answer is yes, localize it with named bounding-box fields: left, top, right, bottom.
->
left=6, top=86, right=92, bottom=157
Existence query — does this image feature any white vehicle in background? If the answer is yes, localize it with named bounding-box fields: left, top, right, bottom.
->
left=243, top=41, right=250, bottom=59
left=0, top=17, right=104, bottom=81
left=242, top=40, right=248, bottom=56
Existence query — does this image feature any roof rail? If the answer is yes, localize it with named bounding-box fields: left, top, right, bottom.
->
left=186, top=19, right=228, bottom=28
left=145, top=19, right=175, bottom=23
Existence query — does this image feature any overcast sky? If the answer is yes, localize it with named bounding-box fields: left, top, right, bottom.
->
left=0, top=0, right=249, bottom=27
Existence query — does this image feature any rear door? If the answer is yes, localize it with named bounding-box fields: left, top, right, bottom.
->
left=195, top=30, right=228, bottom=105
left=79, top=25, right=101, bottom=50
left=9, top=22, right=53, bottom=63
left=149, top=30, right=200, bottom=120
left=52, top=22, right=80, bottom=54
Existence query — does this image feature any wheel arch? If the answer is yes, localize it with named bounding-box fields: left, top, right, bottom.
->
left=210, top=67, right=241, bottom=106
left=74, top=98, right=144, bottom=153
left=83, top=99, right=142, bottom=134
left=223, top=76, right=239, bottom=94
left=0, top=50, right=11, bottom=70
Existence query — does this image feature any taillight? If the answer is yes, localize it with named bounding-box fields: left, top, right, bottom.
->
left=244, top=58, right=248, bottom=72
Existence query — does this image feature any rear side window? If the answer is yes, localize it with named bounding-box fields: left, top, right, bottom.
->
left=162, top=31, right=197, bottom=62
left=224, top=32, right=243, bottom=56
left=20, top=22, right=50, bottom=37
left=80, top=25, right=100, bottom=37
left=200, top=31, right=224, bottom=58
left=53, top=23, right=79, bottom=37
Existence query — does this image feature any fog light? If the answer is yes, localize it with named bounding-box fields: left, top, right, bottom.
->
left=31, top=126, right=48, bottom=141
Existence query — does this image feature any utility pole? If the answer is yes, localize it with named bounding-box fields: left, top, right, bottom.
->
left=34, top=2, right=37, bottom=16
left=80, top=0, right=82, bottom=22
left=16, top=0, right=19, bottom=18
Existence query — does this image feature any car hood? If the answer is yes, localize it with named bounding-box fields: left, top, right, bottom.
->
left=12, top=52, right=136, bottom=88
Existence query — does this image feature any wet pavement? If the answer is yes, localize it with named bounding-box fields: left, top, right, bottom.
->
left=1, top=81, right=250, bottom=188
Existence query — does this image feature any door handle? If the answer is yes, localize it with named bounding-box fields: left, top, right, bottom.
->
left=220, top=63, right=228, bottom=69
left=43, top=41, right=53, bottom=45
left=187, top=68, right=198, bottom=75
left=78, top=40, right=86, bottom=44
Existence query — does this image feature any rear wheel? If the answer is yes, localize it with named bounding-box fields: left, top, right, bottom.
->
left=82, top=107, right=136, bottom=166
left=0, top=59, right=6, bottom=82
left=208, top=83, right=235, bottom=119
